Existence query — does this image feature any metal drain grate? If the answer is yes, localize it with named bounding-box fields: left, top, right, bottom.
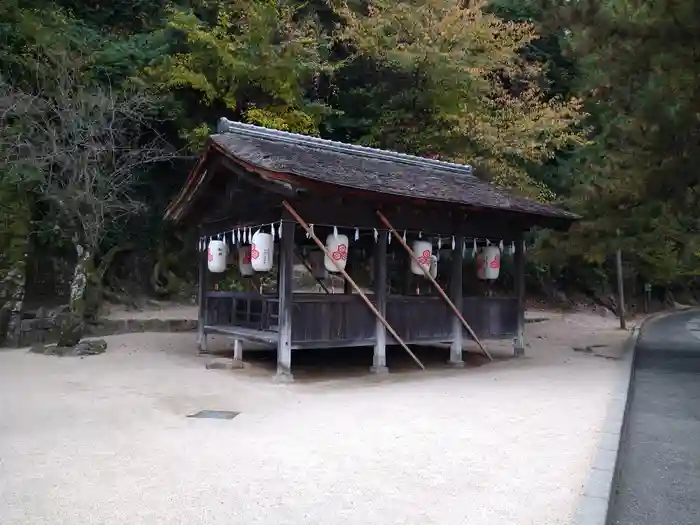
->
left=187, top=410, right=240, bottom=420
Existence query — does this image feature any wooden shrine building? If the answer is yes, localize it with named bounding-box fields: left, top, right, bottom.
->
left=165, top=119, right=579, bottom=381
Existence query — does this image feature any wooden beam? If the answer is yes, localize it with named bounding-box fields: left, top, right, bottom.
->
left=449, top=235, right=465, bottom=366
left=294, top=199, right=529, bottom=239
left=165, top=147, right=212, bottom=221
left=199, top=210, right=282, bottom=237
left=218, top=157, right=299, bottom=198
left=372, top=231, right=389, bottom=374
left=275, top=217, right=295, bottom=382
left=377, top=210, right=493, bottom=361
left=514, top=233, right=526, bottom=356
left=282, top=200, right=426, bottom=370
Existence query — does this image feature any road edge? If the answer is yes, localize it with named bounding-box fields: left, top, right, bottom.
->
left=572, top=320, right=643, bottom=525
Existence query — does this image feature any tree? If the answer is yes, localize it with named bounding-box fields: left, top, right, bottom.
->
left=331, top=0, right=587, bottom=201
left=540, top=0, right=700, bottom=299
left=144, top=0, right=336, bottom=148
left=1, top=51, right=179, bottom=345
left=0, top=175, right=31, bottom=346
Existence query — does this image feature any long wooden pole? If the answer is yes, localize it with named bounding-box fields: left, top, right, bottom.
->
left=282, top=201, right=425, bottom=370
left=376, top=211, right=493, bottom=361
left=615, top=230, right=626, bottom=330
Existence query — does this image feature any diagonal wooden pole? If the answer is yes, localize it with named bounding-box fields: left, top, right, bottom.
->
left=294, top=248, right=331, bottom=294
left=282, top=201, right=425, bottom=370
left=376, top=211, right=493, bottom=361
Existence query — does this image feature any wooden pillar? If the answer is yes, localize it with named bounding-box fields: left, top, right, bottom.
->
left=615, top=237, right=626, bottom=330
left=449, top=235, right=465, bottom=366
left=275, top=219, right=295, bottom=382
left=197, top=242, right=208, bottom=354
left=514, top=234, right=526, bottom=356
left=371, top=231, right=389, bottom=374
left=343, top=245, right=352, bottom=294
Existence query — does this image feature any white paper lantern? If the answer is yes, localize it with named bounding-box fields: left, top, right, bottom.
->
left=324, top=233, right=349, bottom=272
left=477, top=246, right=501, bottom=280
left=238, top=246, right=254, bottom=276
left=410, top=240, right=432, bottom=275
left=429, top=255, right=438, bottom=279
left=309, top=251, right=328, bottom=280
left=207, top=240, right=227, bottom=273
left=251, top=231, right=274, bottom=272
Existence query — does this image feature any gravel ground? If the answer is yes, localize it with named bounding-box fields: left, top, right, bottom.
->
left=0, top=312, right=628, bottom=525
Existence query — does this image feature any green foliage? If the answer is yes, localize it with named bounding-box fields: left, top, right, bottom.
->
left=2, top=0, right=699, bottom=313
left=244, top=107, right=319, bottom=135
left=331, top=0, right=588, bottom=199
left=144, top=0, right=334, bottom=146
left=535, top=0, right=700, bottom=290
left=0, top=180, right=31, bottom=275
left=54, top=0, right=169, bottom=33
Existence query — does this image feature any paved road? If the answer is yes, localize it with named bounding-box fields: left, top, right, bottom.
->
left=608, top=310, right=700, bottom=525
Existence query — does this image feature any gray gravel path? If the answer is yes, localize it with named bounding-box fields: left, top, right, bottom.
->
left=608, top=310, right=700, bottom=525
left=0, top=314, right=626, bottom=525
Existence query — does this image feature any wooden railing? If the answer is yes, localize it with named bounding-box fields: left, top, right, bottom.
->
left=205, top=291, right=518, bottom=345
left=205, top=291, right=272, bottom=330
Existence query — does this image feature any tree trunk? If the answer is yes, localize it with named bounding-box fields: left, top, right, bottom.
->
left=57, top=245, right=93, bottom=347
left=0, top=194, right=31, bottom=346
left=0, top=263, right=28, bottom=346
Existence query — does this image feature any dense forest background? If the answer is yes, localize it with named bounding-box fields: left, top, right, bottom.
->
left=1, top=0, right=699, bottom=343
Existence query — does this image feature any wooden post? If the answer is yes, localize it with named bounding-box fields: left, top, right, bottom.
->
left=233, top=339, right=243, bottom=360
left=342, top=247, right=352, bottom=294
left=282, top=201, right=425, bottom=370
left=197, top=242, right=208, bottom=354
left=275, top=218, right=295, bottom=382
left=376, top=211, right=492, bottom=361
left=615, top=230, right=627, bottom=330
left=371, top=231, right=389, bottom=374
left=231, top=338, right=244, bottom=369
left=449, top=235, right=465, bottom=367
left=514, top=234, right=526, bottom=356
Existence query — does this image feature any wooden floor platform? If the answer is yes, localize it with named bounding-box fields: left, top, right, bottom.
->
left=204, top=325, right=278, bottom=346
